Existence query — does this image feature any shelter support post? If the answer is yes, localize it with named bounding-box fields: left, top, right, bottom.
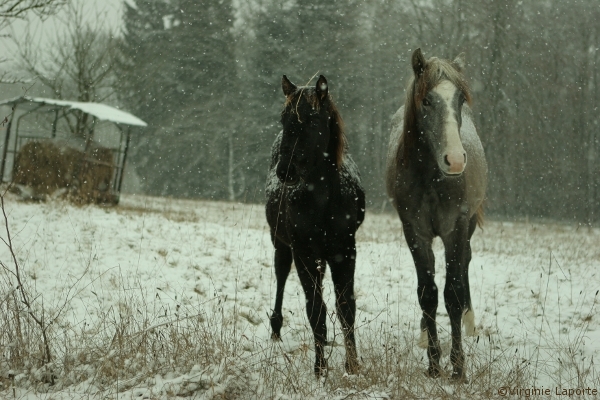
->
left=0, top=104, right=17, bottom=182
left=117, top=128, right=131, bottom=193
left=51, top=109, right=59, bottom=138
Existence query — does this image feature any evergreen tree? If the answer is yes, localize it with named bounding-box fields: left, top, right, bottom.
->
left=117, top=0, right=180, bottom=195
left=118, top=0, right=245, bottom=199
left=118, top=0, right=177, bottom=126
left=245, top=0, right=373, bottom=199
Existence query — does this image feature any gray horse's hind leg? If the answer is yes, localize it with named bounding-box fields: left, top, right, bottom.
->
left=462, top=215, right=479, bottom=337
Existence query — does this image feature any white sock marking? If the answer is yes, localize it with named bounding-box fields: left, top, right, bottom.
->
left=463, top=309, right=476, bottom=336
left=417, top=329, right=428, bottom=348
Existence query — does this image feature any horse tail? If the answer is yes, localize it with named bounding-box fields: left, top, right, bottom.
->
left=475, top=203, right=485, bottom=228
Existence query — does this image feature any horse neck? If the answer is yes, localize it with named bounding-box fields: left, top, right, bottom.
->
left=327, top=109, right=345, bottom=169
left=321, top=118, right=344, bottom=186
left=305, top=154, right=340, bottom=187
left=303, top=110, right=343, bottom=190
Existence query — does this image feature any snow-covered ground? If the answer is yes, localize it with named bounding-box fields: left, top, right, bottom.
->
left=1, top=194, right=599, bottom=399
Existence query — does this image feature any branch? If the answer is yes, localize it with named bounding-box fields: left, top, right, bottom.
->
left=0, top=193, right=52, bottom=367
left=0, top=0, right=64, bottom=20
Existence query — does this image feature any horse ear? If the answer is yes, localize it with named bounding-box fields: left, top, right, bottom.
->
left=316, top=75, right=328, bottom=100
left=452, top=53, right=466, bottom=72
left=282, top=75, right=297, bottom=97
left=412, top=48, right=426, bottom=77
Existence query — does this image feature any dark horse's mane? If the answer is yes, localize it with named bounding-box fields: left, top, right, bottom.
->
left=283, top=87, right=347, bottom=169
left=399, top=56, right=472, bottom=169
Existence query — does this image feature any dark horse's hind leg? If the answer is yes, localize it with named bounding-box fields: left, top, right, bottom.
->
left=270, top=239, right=293, bottom=340
left=295, top=253, right=328, bottom=376
left=404, top=224, right=441, bottom=377
left=442, top=215, right=472, bottom=382
left=328, top=245, right=359, bottom=374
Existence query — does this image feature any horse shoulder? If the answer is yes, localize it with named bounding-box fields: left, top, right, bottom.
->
left=338, top=158, right=364, bottom=206
left=460, top=107, right=484, bottom=160
left=265, top=130, right=292, bottom=243
left=460, top=106, right=488, bottom=211
left=266, top=131, right=284, bottom=206
left=330, top=157, right=364, bottom=229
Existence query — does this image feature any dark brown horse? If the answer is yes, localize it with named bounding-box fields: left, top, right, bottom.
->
left=266, top=75, right=365, bottom=376
left=386, top=49, right=487, bottom=381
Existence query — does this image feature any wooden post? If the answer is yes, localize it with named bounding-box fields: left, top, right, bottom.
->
left=0, top=104, right=17, bottom=182
left=117, top=128, right=131, bottom=194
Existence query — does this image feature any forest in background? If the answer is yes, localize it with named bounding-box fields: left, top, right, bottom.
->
left=9, top=0, right=600, bottom=223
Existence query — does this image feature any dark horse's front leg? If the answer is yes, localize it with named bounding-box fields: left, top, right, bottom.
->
left=441, top=215, right=472, bottom=382
left=327, top=242, right=359, bottom=374
left=403, top=224, right=441, bottom=377
left=294, top=253, right=328, bottom=376
left=270, top=238, right=293, bottom=339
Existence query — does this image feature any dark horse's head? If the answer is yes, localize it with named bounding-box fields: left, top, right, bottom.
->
left=403, top=48, right=472, bottom=176
left=276, top=75, right=346, bottom=186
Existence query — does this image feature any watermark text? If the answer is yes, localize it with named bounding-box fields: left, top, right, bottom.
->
left=497, top=386, right=598, bottom=397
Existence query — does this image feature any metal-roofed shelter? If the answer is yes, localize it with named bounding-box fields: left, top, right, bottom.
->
left=0, top=96, right=147, bottom=203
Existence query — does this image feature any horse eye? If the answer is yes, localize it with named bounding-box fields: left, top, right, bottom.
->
left=422, top=98, right=431, bottom=107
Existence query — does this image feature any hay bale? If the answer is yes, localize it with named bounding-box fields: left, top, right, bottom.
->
left=76, top=146, right=116, bottom=205
left=13, top=141, right=76, bottom=196
left=12, top=140, right=116, bottom=204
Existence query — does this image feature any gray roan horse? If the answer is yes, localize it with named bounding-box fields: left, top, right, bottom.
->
left=266, top=75, right=365, bottom=376
left=386, top=49, right=487, bottom=381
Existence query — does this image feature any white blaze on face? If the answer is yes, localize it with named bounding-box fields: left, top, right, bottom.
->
left=433, top=80, right=466, bottom=174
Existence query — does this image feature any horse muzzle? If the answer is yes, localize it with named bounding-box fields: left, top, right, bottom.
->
left=440, top=151, right=467, bottom=176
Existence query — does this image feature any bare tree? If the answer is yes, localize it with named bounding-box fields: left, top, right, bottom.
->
left=0, top=0, right=64, bottom=83
left=13, top=1, right=117, bottom=140
left=0, top=0, right=63, bottom=23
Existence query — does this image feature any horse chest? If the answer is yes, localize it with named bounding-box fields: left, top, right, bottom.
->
left=284, top=191, right=355, bottom=248
left=398, top=179, right=466, bottom=236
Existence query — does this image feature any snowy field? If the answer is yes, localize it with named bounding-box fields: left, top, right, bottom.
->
left=1, top=193, right=599, bottom=399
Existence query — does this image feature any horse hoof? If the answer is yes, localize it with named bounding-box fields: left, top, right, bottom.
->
left=314, top=366, right=328, bottom=378
left=345, top=360, right=360, bottom=375
left=449, top=372, right=468, bottom=384
left=425, top=366, right=441, bottom=378
left=314, top=359, right=329, bottom=377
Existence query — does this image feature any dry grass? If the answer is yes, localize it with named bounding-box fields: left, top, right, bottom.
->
left=0, top=195, right=599, bottom=399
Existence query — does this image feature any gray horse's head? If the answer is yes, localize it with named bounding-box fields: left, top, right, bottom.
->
left=406, top=48, right=471, bottom=176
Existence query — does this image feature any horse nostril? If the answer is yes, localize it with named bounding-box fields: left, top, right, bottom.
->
left=443, top=152, right=467, bottom=174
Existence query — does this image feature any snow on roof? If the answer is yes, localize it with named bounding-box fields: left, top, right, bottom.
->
left=0, top=96, right=147, bottom=127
